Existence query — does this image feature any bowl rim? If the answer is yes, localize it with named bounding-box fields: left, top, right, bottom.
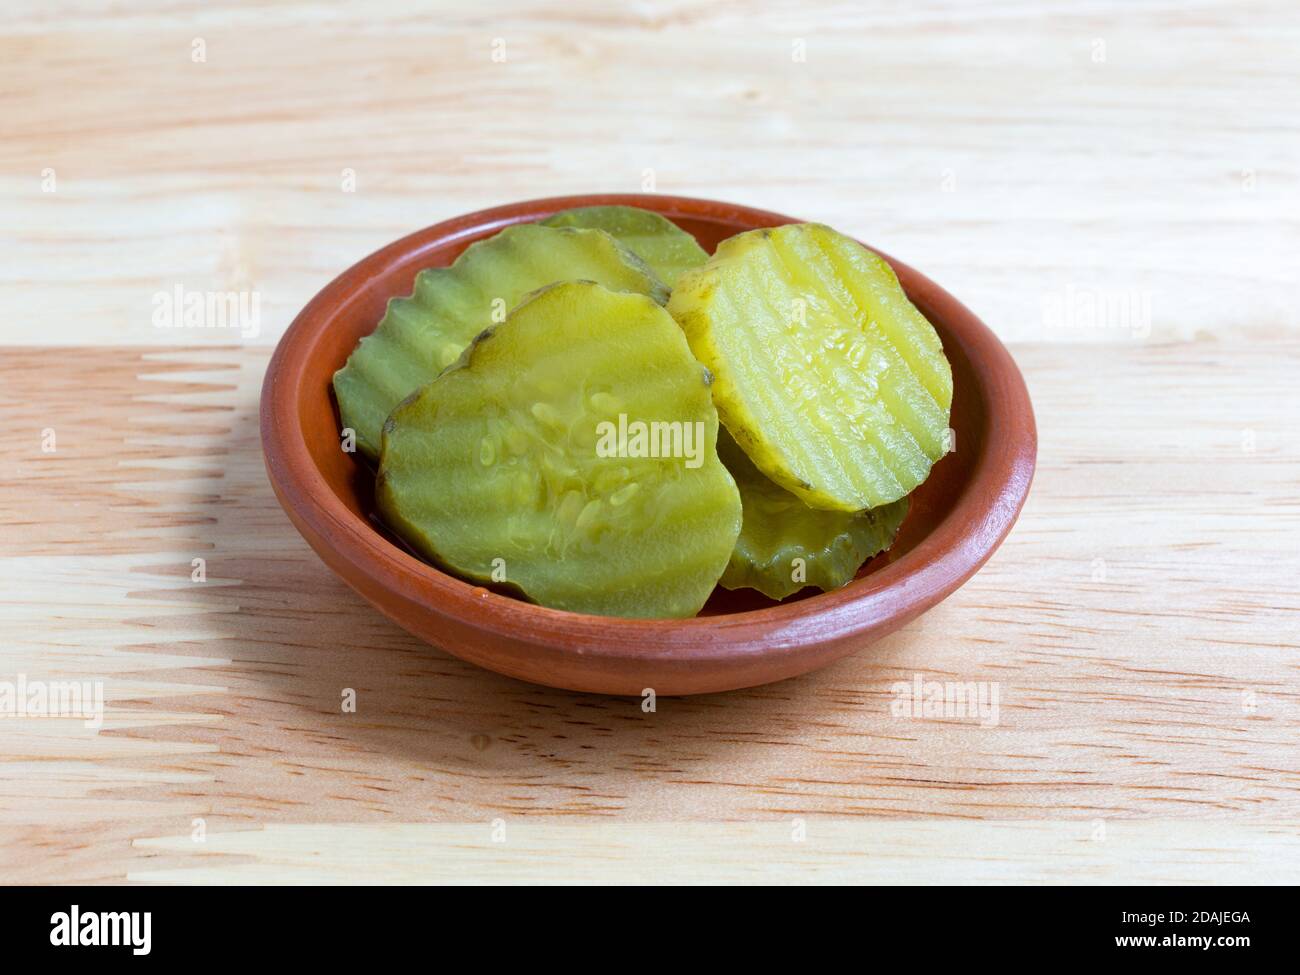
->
left=260, top=193, right=1036, bottom=664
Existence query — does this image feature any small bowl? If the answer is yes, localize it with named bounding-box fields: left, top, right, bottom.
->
left=260, top=194, right=1036, bottom=695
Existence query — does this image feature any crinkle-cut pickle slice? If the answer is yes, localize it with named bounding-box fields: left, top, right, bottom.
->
left=667, top=222, right=953, bottom=511
left=377, top=281, right=740, bottom=619
left=717, top=429, right=907, bottom=600
left=542, top=205, right=708, bottom=287
left=334, top=223, right=667, bottom=460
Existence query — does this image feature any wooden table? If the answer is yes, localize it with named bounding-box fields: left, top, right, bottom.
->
left=3, top=0, right=1298, bottom=884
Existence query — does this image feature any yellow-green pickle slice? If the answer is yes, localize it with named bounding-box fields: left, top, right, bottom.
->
left=377, top=281, right=741, bottom=618
left=717, top=429, right=908, bottom=600
left=668, top=223, right=953, bottom=511
left=334, top=223, right=667, bottom=460
left=542, top=205, right=708, bottom=287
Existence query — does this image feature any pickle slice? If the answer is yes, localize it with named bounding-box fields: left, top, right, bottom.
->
left=542, top=205, right=708, bottom=287
left=667, top=223, right=953, bottom=511
left=377, top=281, right=740, bottom=619
left=334, top=223, right=668, bottom=460
left=717, top=429, right=907, bottom=600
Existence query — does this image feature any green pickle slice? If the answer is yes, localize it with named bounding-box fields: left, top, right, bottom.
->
left=717, top=429, right=907, bottom=600
left=334, top=223, right=667, bottom=460
left=542, top=205, right=708, bottom=287
left=377, top=281, right=741, bottom=619
left=667, top=223, right=953, bottom=511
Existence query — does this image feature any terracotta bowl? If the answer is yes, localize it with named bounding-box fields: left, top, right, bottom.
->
left=260, top=194, right=1036, bottom=695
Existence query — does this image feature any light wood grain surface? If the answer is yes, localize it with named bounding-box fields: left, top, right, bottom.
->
left=2, top=0, right=1298, bottom=884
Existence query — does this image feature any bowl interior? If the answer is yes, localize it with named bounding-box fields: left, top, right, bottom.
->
left=292, top=201, right=984, bottom=618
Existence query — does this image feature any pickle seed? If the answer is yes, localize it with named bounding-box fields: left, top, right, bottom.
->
left=531, top=402, right=561, bottom=426
left=609, top=482, right=641, bottom=507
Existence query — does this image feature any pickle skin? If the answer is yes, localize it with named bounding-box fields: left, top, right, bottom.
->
left=717, top=429, right=908, bottom=600
left=542, top=205, right=708, bottom=287
left=377, top=281, right=741, bottom=619
left=334, top=223, right=668, bottom=460
left=668, top=223, right=953, bottom=512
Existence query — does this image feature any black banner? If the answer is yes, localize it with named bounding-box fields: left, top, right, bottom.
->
left=0, top=889, right=1276, bottom=960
